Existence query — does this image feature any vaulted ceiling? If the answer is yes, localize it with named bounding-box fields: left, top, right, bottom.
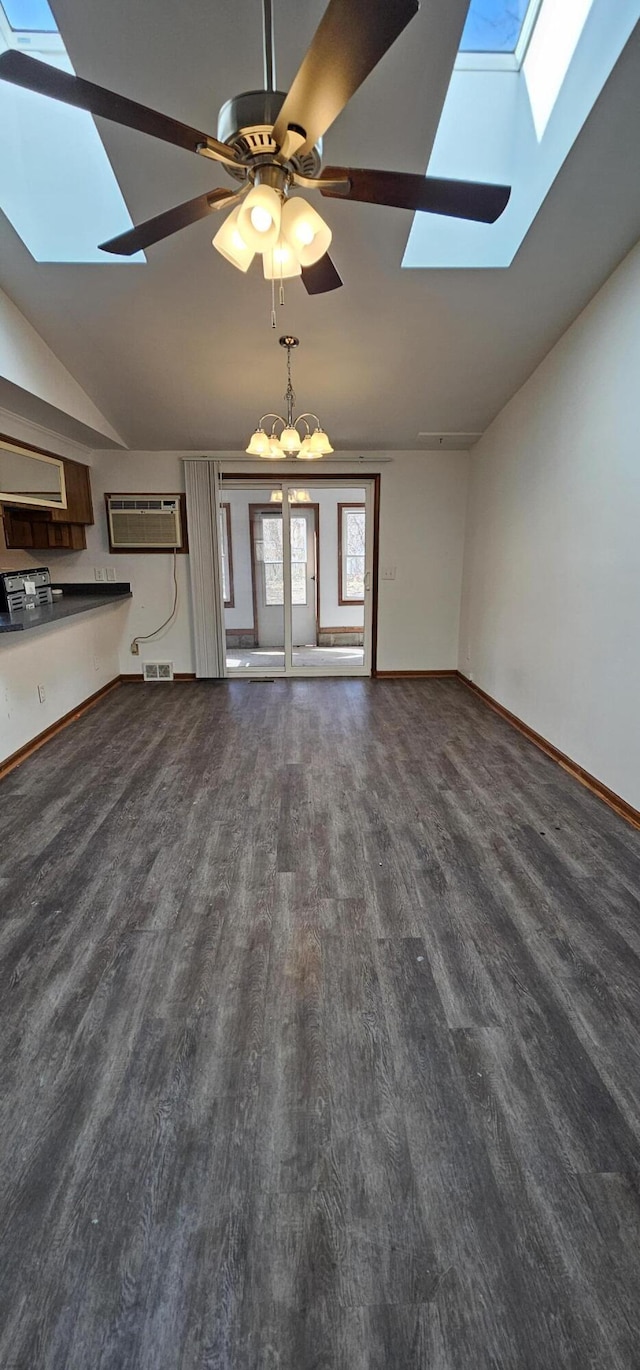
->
left=1, top=0, right=639, bottom=451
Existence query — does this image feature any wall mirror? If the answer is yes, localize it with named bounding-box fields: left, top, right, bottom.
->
left=0, top=436, right=67, bottom=509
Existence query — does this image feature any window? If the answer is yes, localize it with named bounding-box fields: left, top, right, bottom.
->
left=219, top=503, right=234, bottom=607
left=459, top=0, right=533, bottom=54
left=0, top=0, right=144, bottom=261
left=339, top=504, right=365, bottom=604
left=2, top=0, right=57, bottom=31
left=261, top=515, right=307, bottom=606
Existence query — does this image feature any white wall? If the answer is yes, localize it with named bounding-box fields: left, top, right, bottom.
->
left=0, top=287, right=123, bottom=445
left=0, top=602, right=124, bottom=763
left=459, top=238, right=640, bottom=811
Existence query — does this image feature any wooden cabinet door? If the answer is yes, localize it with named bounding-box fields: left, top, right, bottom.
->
left=50, top=458, right=94, bottom=524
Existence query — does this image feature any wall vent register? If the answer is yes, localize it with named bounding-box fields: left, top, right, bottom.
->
left=142, top=661, right=174, bottom=682
left=106, top=496, right=184, bottom=551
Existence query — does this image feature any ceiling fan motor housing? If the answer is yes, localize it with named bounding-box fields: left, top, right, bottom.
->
left=217, top=90, right=322, bottom=181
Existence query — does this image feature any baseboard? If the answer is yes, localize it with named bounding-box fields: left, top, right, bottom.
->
left=119, top=672, right=197, bottom=682
left=0, top=677, right=121, bottom=781
left=374, top=669, right=458, bottom=679
left=457, top=672, right=640, bottom=831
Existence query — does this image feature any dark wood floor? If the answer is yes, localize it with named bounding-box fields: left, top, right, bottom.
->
left=1, top=679, right=640, bottom=1368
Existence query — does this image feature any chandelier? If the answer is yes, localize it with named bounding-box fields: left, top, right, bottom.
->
left=246, top=336, right=333, bottom=459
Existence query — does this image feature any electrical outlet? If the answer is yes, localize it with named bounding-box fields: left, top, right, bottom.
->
left=93, top=655, right=100, bottom=672
left=37, top=684, right=46, bottom=704
left=105, top=567, right=116, bottom=583
left=94, top=568, right=105, bottom=582
left=381, top=566, right=397, bottom=581
left=130, top=641, right=140, bottom=655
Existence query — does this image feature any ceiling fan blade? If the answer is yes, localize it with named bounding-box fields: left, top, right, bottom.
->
left=319, top=167, right=511, bottom=222
left=301, top=253, right=343, bottom=295
left=0, top=50, right=238, bottom=166
left=99, top=188, right=238, bottom=256
left=272, top=0, right=418, bottom=157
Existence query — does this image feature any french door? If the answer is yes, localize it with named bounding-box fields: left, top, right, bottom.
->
left=221, top=477, right=375, bottom=677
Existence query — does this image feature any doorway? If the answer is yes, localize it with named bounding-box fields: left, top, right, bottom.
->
left=251, top=503, right=318, bottom=649
left=221, top=477, right=377, bottom=677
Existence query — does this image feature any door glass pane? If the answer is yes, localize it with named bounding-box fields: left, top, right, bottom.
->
left=293, top=487, right=367, bottom=670
left=222, top=482, right=370, bottom=675
left=291, top=563, right=306, bottom=605
left=222, top=488, right=285, bottom=671
left=264, top=561, right=284, bottom=605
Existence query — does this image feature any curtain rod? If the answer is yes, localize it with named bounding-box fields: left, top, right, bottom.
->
left=181, top=454, right=394, bottom=464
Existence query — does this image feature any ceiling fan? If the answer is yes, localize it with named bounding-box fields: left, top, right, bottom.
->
left=0, top=0, right=511, bottom=294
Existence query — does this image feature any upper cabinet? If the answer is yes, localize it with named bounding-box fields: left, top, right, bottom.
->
left=0, top=436, right=66, bottom=509
left=0, top=436, right=94, bottom=551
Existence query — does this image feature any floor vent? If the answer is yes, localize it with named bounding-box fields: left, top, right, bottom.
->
left=143, top=661, right=174, bottom=682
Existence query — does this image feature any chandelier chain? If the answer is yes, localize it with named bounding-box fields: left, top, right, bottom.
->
left=285, top=342, right=296, bottom=424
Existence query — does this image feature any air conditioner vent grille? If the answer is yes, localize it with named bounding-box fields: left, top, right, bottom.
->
left=106, top=494, right=183, bottom=549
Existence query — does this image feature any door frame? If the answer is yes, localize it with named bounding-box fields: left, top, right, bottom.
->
left=221, top=472, right=380, bottom=676
left=248, top=501, right=320, bottom=647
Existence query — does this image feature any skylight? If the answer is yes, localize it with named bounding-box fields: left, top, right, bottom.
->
left=403, top=0, right=639, bottom=271
left=459, top=0, right=531, bottom=54
left=0, top=1, right=144, bottom=262
left=2, top=0, right=57, bottom=33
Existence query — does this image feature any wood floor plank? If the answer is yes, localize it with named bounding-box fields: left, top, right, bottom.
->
left=0, top=678, right=639, bottom=1367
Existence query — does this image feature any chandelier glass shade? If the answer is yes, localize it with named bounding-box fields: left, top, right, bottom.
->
left=246, top=336, right=334, bottom=460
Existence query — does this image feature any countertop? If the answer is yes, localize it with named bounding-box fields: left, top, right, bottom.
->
left=0, top=582, right=132, bottom=635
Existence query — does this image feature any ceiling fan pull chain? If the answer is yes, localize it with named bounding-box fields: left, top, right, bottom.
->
left=271, top=276, right=277, bottom=329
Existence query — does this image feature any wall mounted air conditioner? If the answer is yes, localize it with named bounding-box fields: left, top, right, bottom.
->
left=106, top=495, right=184, bottom=550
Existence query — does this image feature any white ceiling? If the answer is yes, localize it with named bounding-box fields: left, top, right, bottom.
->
left=0, top=0, right=639, bottom=451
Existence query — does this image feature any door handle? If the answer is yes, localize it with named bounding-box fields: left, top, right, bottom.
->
left=364, top=570, right=371, bottom=592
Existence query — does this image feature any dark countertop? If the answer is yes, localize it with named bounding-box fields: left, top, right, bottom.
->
left=0, top=582, right=132, bottom=636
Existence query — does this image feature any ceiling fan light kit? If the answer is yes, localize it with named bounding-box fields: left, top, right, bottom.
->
left=212, top=168, right=334, bottom=283
left=237, top=182, right=282, bottom=251
left=262, top=234, right=302, bottom=280
left=211, top=206, right=255, bottom=271
left=0, top=0, right=512, bottom=299
left=281, top=198, right=332, bottom=267
left=246, top=336, right=332, bottom=460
